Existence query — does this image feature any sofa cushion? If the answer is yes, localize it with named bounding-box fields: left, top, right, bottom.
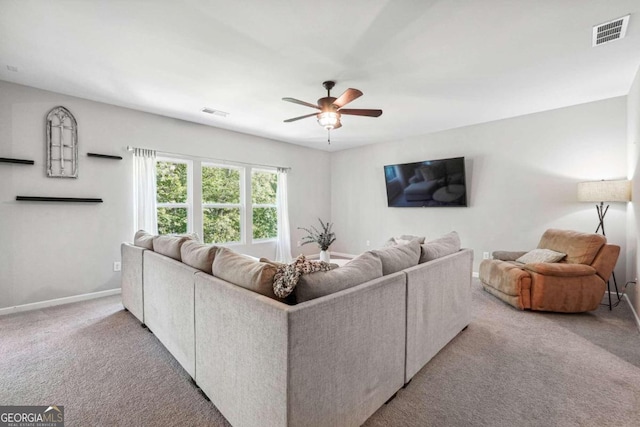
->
left=181, top=241, right=218, bottom=274
left=133, top=230, right=155, bottom=250
left=516, top=248, right=566, bottom=264
left=372, top=240, right=421, bottom=275
left=212, top=248, right=279, bottom=300
left=537, top=229, right=606, bottom=265
left=295, top=251, right=383, bottom=303
left=420, top=231, right=461, bottom=263
left=384, top=234, right=426, bottom=247
left=153, top=235, right=195, bottom=261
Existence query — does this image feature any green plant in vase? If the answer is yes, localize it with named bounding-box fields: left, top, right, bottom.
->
left=298, top=218, right=336, bottom=262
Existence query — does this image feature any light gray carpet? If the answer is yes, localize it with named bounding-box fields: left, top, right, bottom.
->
left=1, top=280, right=639, bottom=426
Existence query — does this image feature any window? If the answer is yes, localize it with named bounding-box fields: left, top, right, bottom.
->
left=154, top=156, right=278, bottom=245
left=202, top=164, right=243, bottom=244
left=251, top=169, right=278, bottom=240
left=156, top=159, right=191, bottom=235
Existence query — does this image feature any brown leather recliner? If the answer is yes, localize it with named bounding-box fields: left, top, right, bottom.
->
left=479, top=229, right=620, bottom=312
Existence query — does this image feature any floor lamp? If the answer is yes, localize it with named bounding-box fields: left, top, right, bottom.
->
left=577, top=179, right=631, bottom=310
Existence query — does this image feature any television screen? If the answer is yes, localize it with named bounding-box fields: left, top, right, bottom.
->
left=384, top=157, right=467, bottom=207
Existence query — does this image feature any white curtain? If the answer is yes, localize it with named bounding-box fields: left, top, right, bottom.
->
left=275, top=167, right=293, bottom=263
left=133, top=148, right=158, bottom=234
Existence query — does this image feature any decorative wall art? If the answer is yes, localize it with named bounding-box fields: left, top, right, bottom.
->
left=46, top=106, right=78, bottom=178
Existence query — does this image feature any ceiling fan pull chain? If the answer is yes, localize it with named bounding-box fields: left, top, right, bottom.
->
left=327, top=129, right=331, bottom=145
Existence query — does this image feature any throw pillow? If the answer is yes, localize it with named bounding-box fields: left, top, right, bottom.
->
left=383, top=234, right=426, bottom=247
left=420, top=231, right=461, bottom=263
left=153, top=235, right=196, bottom=261
left=212, top=248, right=279, bottom=300
left=259, top=257, right=286, bottom=269
left=516, top=249, right=566, bottom=264
left=295, top=251, right=383, bottom=303
left=133, top=230, right=155, bottom=250
left=180, top=241, right=218, bottom=274
left=372, top=240, right=421, bottom=275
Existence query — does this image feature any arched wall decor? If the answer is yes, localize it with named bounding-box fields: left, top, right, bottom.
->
left=46, top=106, right=78, bottom=178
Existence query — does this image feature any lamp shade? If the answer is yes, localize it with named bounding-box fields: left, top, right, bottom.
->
left=317, top=112, right=339, bottom=129
left=577, top=179, right=631, bottom=202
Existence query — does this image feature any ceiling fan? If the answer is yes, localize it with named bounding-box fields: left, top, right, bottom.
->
left=282, top=81, right=382, bottom=141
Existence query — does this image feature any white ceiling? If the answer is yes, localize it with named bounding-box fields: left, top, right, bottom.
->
left=1, top=0, right=639, bottom=151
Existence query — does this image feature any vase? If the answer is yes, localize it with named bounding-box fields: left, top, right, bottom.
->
left=319, top=250, right=330, bottom=263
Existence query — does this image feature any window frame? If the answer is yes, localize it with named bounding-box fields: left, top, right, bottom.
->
left=155, top=156, right=193, bottom=235
left=201, top=162, right=245, bottom=245
left=250, top=168, right=278, bottom=243
left=153, top=155, right=279, bottom=246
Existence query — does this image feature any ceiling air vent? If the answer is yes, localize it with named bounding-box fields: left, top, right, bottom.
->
left=201, top=107, right=229, bottom=117
left=592, top=15, right=630, bottom=47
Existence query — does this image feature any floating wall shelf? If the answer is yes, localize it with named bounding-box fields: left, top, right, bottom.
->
left=87, top=153, right=123, bottom=160
left=0, top=157, right=35, bottom=165
left=16, top=196, right=103, bottom=203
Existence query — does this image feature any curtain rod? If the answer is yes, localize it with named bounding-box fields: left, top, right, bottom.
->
left=126, top=145, right=291, bottom=171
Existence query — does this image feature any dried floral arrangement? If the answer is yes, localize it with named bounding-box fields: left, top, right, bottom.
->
left=298, top=218, right=336, bottom=251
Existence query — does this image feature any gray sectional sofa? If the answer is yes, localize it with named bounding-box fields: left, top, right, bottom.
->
left=121, top=232, right=473, bottom=427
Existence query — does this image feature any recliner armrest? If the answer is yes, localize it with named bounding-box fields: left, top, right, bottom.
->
left=523, top=263, right=596, bottom=277
left=492, top=251, right=528, bottom=261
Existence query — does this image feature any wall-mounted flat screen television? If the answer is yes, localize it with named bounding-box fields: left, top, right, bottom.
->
left=384, top=157, right=467, bottom=207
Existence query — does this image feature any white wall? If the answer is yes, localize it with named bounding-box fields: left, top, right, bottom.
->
left=330, top=97, right=628, bottom=278
left=0, top=81, right=330, bottom=309
left=627, top=65, right=640, bottom=314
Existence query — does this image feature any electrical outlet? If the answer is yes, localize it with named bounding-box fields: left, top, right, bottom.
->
left=483, top=252, right=489, bottom=260
left=113, top=261, right=121, bottom=272
left=366, top=240, right=370, bottom=247
left=297, top=241, right=302, bottom=247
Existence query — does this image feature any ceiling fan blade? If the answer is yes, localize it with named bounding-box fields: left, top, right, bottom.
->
left=282, top=97, right=320, bottom=110
left=284, top=113, right=318, bottom=123
left=338, top=108, right=383, bottom=117
left=332, top=88, right=363, bottom=108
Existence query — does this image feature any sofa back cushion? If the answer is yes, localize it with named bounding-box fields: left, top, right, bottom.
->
left=420, top=231, right=461, bottom=263
left=212, top=248, right=279, bottom=300
left=383, top=235, right=426, bottom=247
left=537, top=229, right=606, bottom=265
left=181, top=241, right=218, bottom=274
left=153, top=235, right=195, bottom=261
left=295, top=251, right=383, bottom=303
left=372, top=240, right=421, bottom=275
left=134, top=230, right=155, bottom=250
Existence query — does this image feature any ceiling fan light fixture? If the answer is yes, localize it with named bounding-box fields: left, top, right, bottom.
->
left=317, top=111, right=339, bottom=129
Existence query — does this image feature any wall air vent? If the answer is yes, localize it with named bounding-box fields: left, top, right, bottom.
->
left=201, top=107, right=229, bottom=117
left=592, top=15, right=630, bottom=47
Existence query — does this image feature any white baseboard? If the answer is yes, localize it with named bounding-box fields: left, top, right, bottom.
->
left=604, top=291, right=640, bottom=334
left=0, top=288, right=121, bottom=316
left=624, top=294, right=640, bottom=334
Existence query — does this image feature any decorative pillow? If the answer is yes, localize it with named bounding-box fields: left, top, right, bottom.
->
left=272, top=255, right=336, bottom=299
left=133, top=230, right=155, bottom=250
left=212, top=248, right=279, bottom=300
left=420, top=231, right=461, bottom=263
left=383, top=234, right=426, bottom=247
left=419, top=163, right=446, bottom=181
left=180, top=241, right=218, bottom=274
left=152, top=235, right=196, bottom=261
left=173, top=231, right=201, bottom=243
left=259, top=257, right=286, bottom=269
left=295, top=251, right=383, bottom=303
left=372, top=240, right=421, bottom=275
left=516, top=249, right=566, bottom=264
